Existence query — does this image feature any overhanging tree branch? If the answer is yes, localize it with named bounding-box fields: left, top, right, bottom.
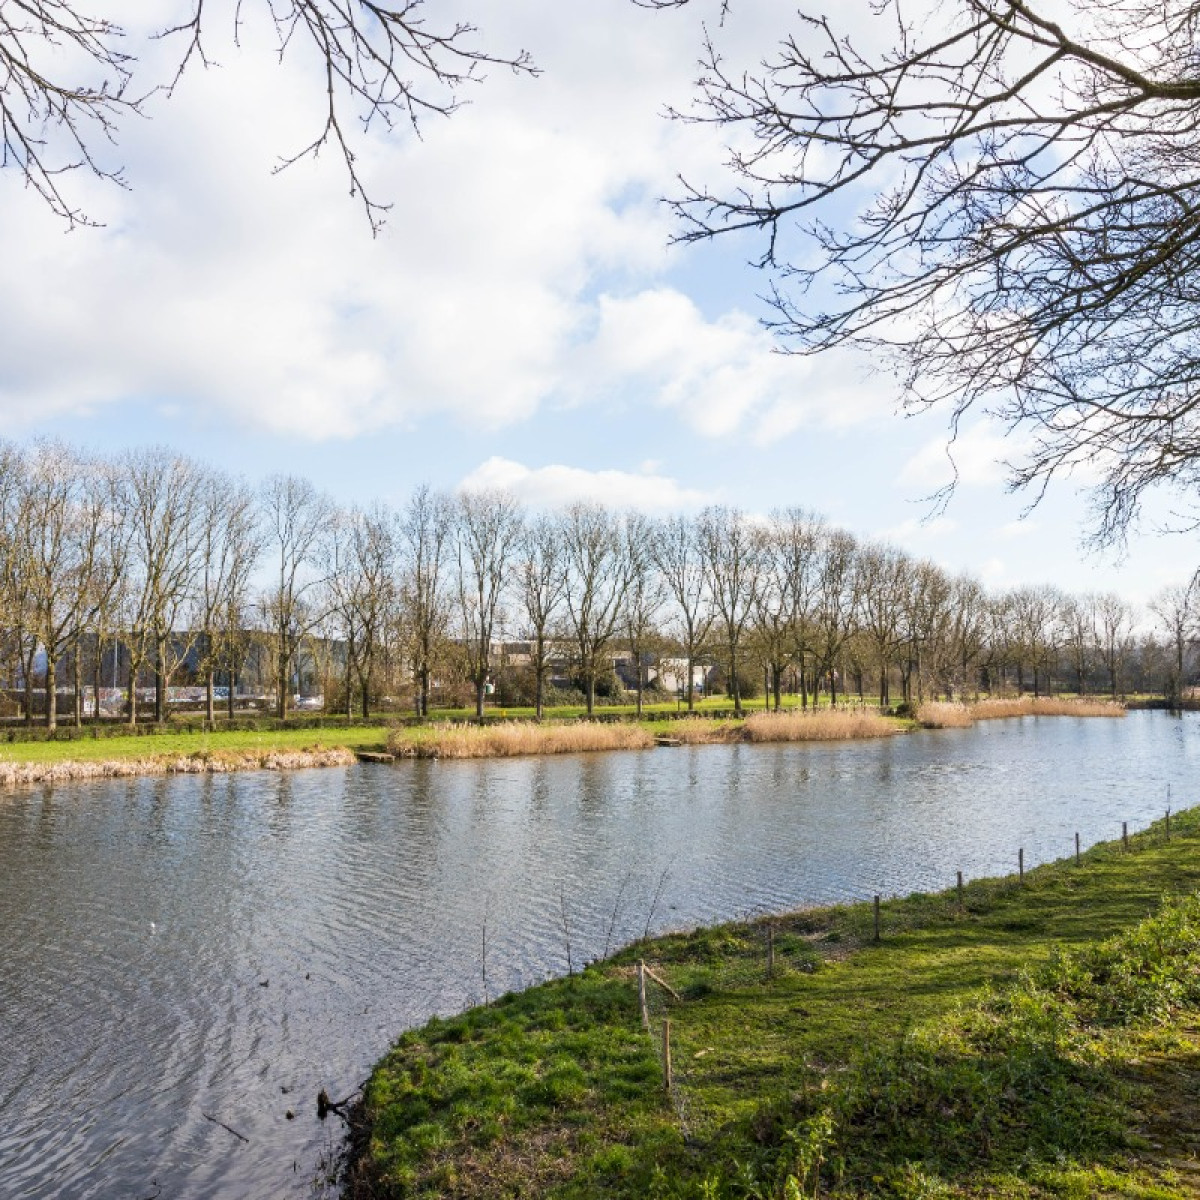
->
left=663, top=0, right=1200, bottom=543
left=1, top=0, right=536, bottom=230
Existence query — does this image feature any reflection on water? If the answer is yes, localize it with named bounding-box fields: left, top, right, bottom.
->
left=1, top=711, right=1197, bottom=1197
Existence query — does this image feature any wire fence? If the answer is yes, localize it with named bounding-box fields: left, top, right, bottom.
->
left=632, top=802, right=1193, bottom=1138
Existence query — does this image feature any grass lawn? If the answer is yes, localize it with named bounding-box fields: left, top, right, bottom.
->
left=0, top=724, right=392, bottom=764
left=348, top=809, right=1200, bottom=1199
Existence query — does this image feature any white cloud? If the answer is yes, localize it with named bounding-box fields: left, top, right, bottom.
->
left=0, top=0, right=899, bottom=449
left=458, top=456, right=713, bottom=511
left=979, top=557, right=1008, bottom=584
left=575, top=289, right=893, bottom=440
left=999, top=519, right=1040, bottom=539
left=876, top=516, right=959, bottom=548
left=898, top=420, right=1030, bottom=491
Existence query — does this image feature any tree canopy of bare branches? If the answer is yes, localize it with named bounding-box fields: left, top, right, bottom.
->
left=669, top=0, right=1200, bottom=541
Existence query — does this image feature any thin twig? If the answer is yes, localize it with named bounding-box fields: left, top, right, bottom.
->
left=559, top=883, right=573, bottom=976
left=603, top=870, right=633, bottom=959
left=202, top=1111, right=249, bottom=1143
left=643, top=861, right=673, bottom=941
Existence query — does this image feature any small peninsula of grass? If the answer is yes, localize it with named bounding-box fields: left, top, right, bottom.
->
left=346, top=808, right=1200, bottom=1199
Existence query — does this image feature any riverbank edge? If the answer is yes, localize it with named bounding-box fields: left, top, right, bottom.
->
left=0, top=744, right=361, bottom=787
left=341, top=806, right=1200, bottom=1200
left=0, top=700, right=1132, bottom=785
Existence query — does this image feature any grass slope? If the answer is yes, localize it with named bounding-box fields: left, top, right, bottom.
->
left=348, top=810, right=1200, bottom=1199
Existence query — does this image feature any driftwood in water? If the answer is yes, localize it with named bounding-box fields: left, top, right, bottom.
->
left=202, top=1111, right=249, bottom=1143
left=317, top=1085, right=361, bottom=1120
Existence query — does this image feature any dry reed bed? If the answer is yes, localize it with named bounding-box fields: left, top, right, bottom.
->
left=667, top=718, right=743, bottom=745
left=744, top=709, right=897, bottom=741
left=973, top=696, right=1125, bottom=718
left=388, top=721, right=656, bottom=759
left=918, top=696, right=1126, bottom=728
left=0, top=746, right=358, bottom=789
left=915, top=701, right=975, bottom=729
left=669, top=710, right=896, bottom=744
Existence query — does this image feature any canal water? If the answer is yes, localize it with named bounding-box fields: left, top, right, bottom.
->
left=1, top=711, right=1197, bottom=1197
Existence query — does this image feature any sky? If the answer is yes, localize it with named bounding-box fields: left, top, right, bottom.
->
left=0, top=0, right=1194, bottom=609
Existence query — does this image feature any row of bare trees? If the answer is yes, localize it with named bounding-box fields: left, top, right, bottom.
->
left=1, top=439, right=1195, bottom=729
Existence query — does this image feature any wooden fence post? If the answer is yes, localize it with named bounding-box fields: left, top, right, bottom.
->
left=873, top=895, right=881, bottom=942
left=957, top=870, right=963, bottom=913
left=1123, top=821, right=1129, bottom=852
left=663, top=1019, right=673, bottom=1092
left=1075, top=831, right=1081, bottom=866
left=638, top=960, right=648, bottom=1029
left=1019, top=848, right=1024, bottom=883
left=1166, top=809, right=1172, bottom=842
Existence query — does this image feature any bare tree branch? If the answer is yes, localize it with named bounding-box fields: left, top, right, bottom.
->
left=1, top=0, right=537, bottom=230
left=663, top=0, right=1200, bottom=543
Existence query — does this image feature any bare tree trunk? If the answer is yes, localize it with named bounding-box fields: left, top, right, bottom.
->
left=535, top=639, right=546, bottom=720
left=22, top=634, right=35, bottom=726
left=127, top=654, right=138, bottom=726
left=45, top=651, right=57, bottom=731
left=277, top=647, right=288, bottom=719
left=154, top=631, right=166, bottom=723
left=73, top=636, right=82, bottom=727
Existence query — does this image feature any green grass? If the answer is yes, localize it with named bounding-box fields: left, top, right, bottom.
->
left=0, top=724, right=391, bottom=764
left=348, top=810, right=1200, bottom=1199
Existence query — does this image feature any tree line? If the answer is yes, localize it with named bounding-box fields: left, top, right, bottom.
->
left=0, top=439, right=1193, bottom=730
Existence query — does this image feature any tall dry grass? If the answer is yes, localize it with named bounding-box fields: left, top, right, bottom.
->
left=916, top=701, right=974, bottom=729
left=668, top=718, right=742, bottom=745
left=971, top=696, right=1125, bottom=719
left=388, top=721, right=656, bottom=759
left=743, top=709, right=896, bottom=742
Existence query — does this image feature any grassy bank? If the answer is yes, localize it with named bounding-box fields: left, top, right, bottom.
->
left=0, top=725, right=387, bottom=786
left=0, top=742, right=363, bottom=786
left=347, top=809, right=1200, bottom=1199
